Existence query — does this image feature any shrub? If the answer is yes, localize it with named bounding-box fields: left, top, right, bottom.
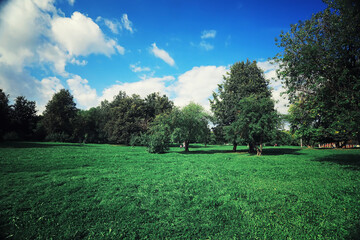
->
left=147, top=125, right=170, bottom=153
left=45, top=132, right=72, bottom=142
left=130, top=132, right=148, bottom=146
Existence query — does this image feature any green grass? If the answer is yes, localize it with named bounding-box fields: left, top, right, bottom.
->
left=1, top=142, right=360, bottom=239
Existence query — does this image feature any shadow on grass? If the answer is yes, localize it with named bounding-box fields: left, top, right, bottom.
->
left=176, top=147, right=303, bottom=155
left=0, top=141, right=88, bottom=149
left=314, top=153, right=360, bottom=170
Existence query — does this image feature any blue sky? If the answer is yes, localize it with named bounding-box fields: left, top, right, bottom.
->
left=0, top=0, right=327, bottom=113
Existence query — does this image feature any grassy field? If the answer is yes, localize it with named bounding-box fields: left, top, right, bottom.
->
left=0, top=142, right=359, bottom=239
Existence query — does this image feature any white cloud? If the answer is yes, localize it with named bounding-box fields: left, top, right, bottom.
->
left=130, top=62, right=151, bottom=73
left=151, top=43, right=175, bottom=66
left=67, top=75, right=99, bottom=109
left=0, top=0, right=51, bottom=68
left=257, top=60, right=289, bottom=115
left=199, top=41, right=214, bottom=51
left=121, top=14, right=133, bottom=33
left=104, top=19, right=121, bottom=34
left=0, top=0, right=127, bottom=112
left=68, top=0, right=75, bottom=6
left=201, top=30, right=216, bottom=39
left=35, top=76, right=65, bottom=112
left=100, top=76, right=174, bottom=102
left=70, top=58, right=87, bottom=66
left=171, top=66, right=227, bottom=111
left=51, top=12, right=124, bottom=57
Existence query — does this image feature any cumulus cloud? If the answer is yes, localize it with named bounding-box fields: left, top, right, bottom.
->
left=121, top=14, right=134, bottom=33
left=35, top=76, right=65, bottom=112
left=51, top=12, right=124, bottom=56
left=67, top=75, right=99, bottom=109
left=201, top=30, right=216, bottom=39
left=171, top=66, right=227, bottom=111
left=151, top=43, right=175, bottom=66
left=100, top=76, right=174, bottom=102
left=0, top=0, right=126, bottom=110
left=0, top=0, right=51, bottom=68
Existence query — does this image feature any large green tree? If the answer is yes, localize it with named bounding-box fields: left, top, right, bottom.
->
left=171, top=103, right=210, bottom=152
left=210, top=60, right=272, bottom=152
left=42, top=89, right=78, bottom=141
left=105, top=92, right=146, bottom=144
left=10, top=96, right=37, bottom=139
left=147, top=102, right=210, bottom=153
left=0, top=89, right=10, bottom=140
left=144, top=92, right=173, bottom=123
left=275, top=0, right=360, bottom=145
left=225, top=95, right=279, bottom=155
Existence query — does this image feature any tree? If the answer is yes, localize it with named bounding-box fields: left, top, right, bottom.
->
left=10, top=96, right=37, bottom=139
left=0, top=89, right=10, bottom=140
left=210, top=60, right=272, bottom=152
left=42, top=89, right=78, bottom=141
left=226, top=95, right=279, bottom=155
left=105, top=92, right=146, bottom=144
left=170, top=103, right=210, bottom=152
left=147, top=113, right=172, bottom=153
left=274, top=0, right=360, bottom=145
left=144, top=92, right=173, bottom=124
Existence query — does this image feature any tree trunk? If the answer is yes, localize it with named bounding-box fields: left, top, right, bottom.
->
left=232, top=142, right=237, bottom=152
left=248, top=142, right=256, bottom=153
left=256, top=143, right=263, bottom=156
left=184, top=141, right=189, bottom=152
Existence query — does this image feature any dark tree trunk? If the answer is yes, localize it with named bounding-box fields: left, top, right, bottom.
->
left=232, top=142, right=237, bottom=152
left=184, top=141, right=189, bottom=152
left=248, top=142, right=256, bottom=153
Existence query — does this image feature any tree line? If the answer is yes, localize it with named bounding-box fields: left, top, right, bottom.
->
left=0, top=59, right=295, bottom=155
left=1, top=0, right=357, bottom=153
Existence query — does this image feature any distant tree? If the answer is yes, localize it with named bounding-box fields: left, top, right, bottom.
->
left=144, top=92, right=173, bottom=124
left=211, top=125, right=226, bottom=145
left=211, top=60, right=272, bottom=152
left=10, top=96, right=37, bottom=139
left=170, top=103, right=210, bottom=152
left=274, top=0, right=360, bottom=145
left=147, top=113, right=172, bottom=153
left=224, top=95, right=279, bottom=155
left=77, top=104, right=109, bottom=143
left=105, top=92, right=146, bottom=144
left=42, top=89, right=78, bottom=141
left=0, top=89, right=10, bottom=140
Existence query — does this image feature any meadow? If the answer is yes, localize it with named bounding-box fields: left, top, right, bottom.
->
left=0, top=142, right=359, bottom=239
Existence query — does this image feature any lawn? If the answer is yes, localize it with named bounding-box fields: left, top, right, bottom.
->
left=0, top=142, right=359, bottom=239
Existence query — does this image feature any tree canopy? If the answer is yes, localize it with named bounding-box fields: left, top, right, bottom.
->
left=210, top=60, right=277, bottom=153
left=275, top=0, right=360, bottom=145
left=0, top=89, right=10, bottom=139
left=42, top=89, right=78, bottom=141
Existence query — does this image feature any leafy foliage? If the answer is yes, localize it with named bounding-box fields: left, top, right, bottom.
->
left=170, top=103, right=210, bottom=152
left=211, top=60, right=276, bottom=153
left=42, top=89, right=78, bottom=141
left=0, top=89, right=10, bottom=140
left=275, top=0, right=360, bottom=144
left=10, top=96, right=37, bottom=139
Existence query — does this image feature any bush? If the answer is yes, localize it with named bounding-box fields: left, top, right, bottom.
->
left=45, top=132, right=72, bottom=142
left=130, top=133, right=148, bottom=146
left=3, top=131, right=20, bottom=141
left=147, top=125, right=170, bottom=153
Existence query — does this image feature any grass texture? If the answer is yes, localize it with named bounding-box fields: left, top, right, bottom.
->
left=0, top=142, right=360, bottom=239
